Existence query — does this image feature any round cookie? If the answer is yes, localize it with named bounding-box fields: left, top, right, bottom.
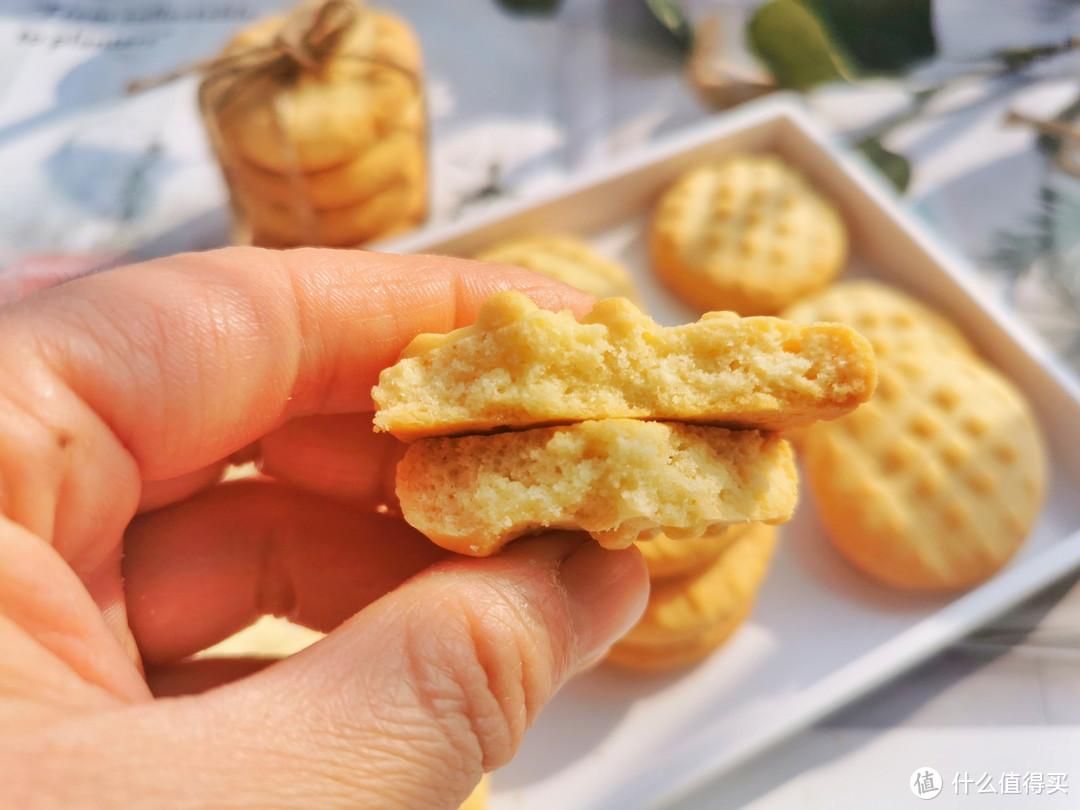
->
left=635, top=522, right=751, bottom=580
left=782, top=280, right=974, bottom=362
left=802, top=354, right=1046, bottom=590
left=218, top=76, right=378, bottom=172
left=218, top=10, right=422, bottom=172
left=608, top=523, right=778, bottom=670
left=231, top=127, right=425, bottom=210
left=246, top=177, right=426, bottom=247
left=477, top=235, right=641, bottom=302
left=650, top=154, right=847, bottom=315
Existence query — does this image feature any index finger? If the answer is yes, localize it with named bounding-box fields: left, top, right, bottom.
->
left=1, top=246, right=592, bottom=569
left=9, top=246, right=593, bottom=481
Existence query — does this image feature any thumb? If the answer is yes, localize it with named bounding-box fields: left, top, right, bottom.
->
left=22, top=536, right=647, bottom=809
left=206, top=535, right=647, bottom=807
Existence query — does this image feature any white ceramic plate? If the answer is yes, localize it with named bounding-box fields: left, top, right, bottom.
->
left=381, top=96, right=1080, bottom=810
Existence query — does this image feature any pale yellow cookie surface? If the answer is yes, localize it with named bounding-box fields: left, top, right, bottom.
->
left=396, top=420, right=797, bottom=557
left=609, top=523, right=778, bottom=670
left=199, top=616, right=324, bottom=658
left=219, top=76, right=377, bottom=172
left=650, top=154, right=847, bottom=315
left=802, top=354, right=1046, bottom=590
left=608, top=614, right=753, bottom=671
left=477, top=235, right=641, bottom=302
left=231, top=127, right=425, bottom=211
left=373, top=291, right=876, bottom=440
left=459, top=774, right=490, bottom=810
left=782, top=280, right=974, bottom=361
left=635, top=523, right=750, bottom=580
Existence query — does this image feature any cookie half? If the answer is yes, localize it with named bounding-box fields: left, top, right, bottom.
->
left=396, top=420, right=797, bottom=556
left=373, top=291, right=876, bottom=439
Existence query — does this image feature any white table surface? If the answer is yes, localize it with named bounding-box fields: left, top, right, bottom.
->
left=673, top=574, right=1080, bottom=808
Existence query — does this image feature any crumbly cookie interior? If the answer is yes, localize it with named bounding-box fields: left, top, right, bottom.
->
left=374, top=291, right=876, bottom=439
left=396, top=419, right=797, bottom=556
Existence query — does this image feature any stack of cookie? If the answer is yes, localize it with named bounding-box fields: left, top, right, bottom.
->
left=373, top=292, right=877, bottom=567
left=783, top=281, right=1047, bottom=590
left=204, top=1, right=426, bottom=247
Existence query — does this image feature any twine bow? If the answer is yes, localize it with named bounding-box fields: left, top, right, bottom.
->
left=127, top=0, right=362, bottom=94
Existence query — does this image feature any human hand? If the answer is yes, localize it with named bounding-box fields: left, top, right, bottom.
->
left=0, top=247, right=648, bottom=808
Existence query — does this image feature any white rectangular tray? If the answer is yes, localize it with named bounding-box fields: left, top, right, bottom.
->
left=381, top=96, right=1080, bottom=810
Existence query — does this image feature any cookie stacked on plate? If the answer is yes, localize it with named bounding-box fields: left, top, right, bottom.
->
left=204, top=1, right=427, bottom=247
left=610, top=523, right=778, bottom=670
left=783, top=282, right=1047, bottom=590
left=373, top=291, right=877, bottom=557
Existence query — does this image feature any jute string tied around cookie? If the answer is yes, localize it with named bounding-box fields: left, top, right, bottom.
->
left=129, top=0, right=424, bottom=247
left=129, top=0, right=363, bottom=95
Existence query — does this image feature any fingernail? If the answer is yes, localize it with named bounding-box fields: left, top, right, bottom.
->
left=559, top=542, right=649, bottom=667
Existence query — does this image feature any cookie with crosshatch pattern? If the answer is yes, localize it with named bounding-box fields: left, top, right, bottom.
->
left=476, top=234, right=641, bottom=302
left=609, top=523, right=778, bottom=670
left=800, top=353, right=1046, bottom=590
left=650, top=154, right=847, bottom=315
left=782, top=280, right=974, bottom=362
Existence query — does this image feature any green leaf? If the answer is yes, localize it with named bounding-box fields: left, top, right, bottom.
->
left=803, top=0, right=935, bottom=74
left=747, top=0, right=854, bottom=91
left=645, top=0, right=694, bottom=54
left=494, top=0, right=562, bottom=15
left=855, top=137, right=911, bottom=192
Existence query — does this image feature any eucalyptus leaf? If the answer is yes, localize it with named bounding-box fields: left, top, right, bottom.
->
left=855, top=137, right=911, bottom=192
left=803, top=0, right=935, bottom=74
left=494, top=0, right=562, bottom=15
left=645, top=0, right=694, bottom=54
left=747, top=0, right=854, bottom=91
